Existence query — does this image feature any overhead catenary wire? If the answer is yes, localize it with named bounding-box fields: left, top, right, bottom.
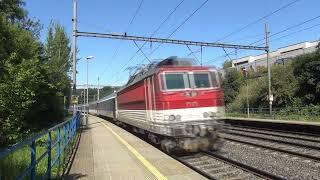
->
left=189, top=0, right=302, bottom=55
left=205, top=17, right=320, bottom=64
left=249, top=14, right=320, bottom=46
left=109, top=0, right=186, bottom=84
left=133, top=40, right=151, bottom=63
left=186, top=45, right=201, bottom=64
left=125, top=0, right=145, bottom=32
left=100, top=0, right=145, bottom=77
left=215, top=0, right=302, bottom=43
left=144, top=0, right=210, bottom=60
left=113, top=0, right=185, bottom=73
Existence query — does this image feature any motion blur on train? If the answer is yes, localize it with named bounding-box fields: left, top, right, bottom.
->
left=77, top=56, right=225, bottom=153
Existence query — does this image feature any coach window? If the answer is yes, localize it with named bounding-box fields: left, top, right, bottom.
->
left=164, top=73, right=188, bottom=90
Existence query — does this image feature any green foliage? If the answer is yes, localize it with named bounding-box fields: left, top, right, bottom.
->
left=292, top=52, right=320, bottom=105
left=222, top=68, right=245, bottom=105
left=224, top=49, right=320, bottom=121
left=0, top=0, right=26, bottom=22
left=276, top=105, right=320, bottom=121
left=0, top=15, right=40, bottom=79
left=0, top=5, right=72, bottom=146
left=271, top=64, right=299, bottom=107
left=222, top=60, right=232, bottom=69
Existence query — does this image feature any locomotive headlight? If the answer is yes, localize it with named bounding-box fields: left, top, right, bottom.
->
left=169, top=115, right=176, bottom=121
left=209, top=111, right=217, bottom=117
left=175, top=115, right=181, bottom=121
left=203, top=112, right=210, bottom=118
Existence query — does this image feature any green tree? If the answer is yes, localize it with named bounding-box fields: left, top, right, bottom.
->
left=0, top=0, right=26, bottom=22
left=222, top=60, right=232, bottom=69
left=271, top=64, right=299, bottom=107
left=44, top=22, right=72, bottom=110
left=0, top=15, right=40, bottom=80
left=292, top=51, right=320, bottom=105
left=222, top=68, right=245, bottom=105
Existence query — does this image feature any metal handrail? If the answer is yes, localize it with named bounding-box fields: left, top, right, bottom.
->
left=0, top=112, right=81, bottom=179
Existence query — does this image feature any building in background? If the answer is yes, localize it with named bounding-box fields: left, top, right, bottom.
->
left=231, top=40, right=320, bottom=70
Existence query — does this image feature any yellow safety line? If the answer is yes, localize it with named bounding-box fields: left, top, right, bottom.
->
left=99, top=122, right=168, bottom=180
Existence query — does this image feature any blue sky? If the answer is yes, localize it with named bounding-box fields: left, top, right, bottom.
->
left=25, top=0, right=320, bottom=87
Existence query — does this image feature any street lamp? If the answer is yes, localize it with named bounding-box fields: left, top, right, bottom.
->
left=86, top=56, right=94, bottom=124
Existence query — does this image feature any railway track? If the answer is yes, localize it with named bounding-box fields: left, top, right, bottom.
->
left=173, top=152, right=285, bottom=180
left=223, top=125, right=320, bottom=142
left=221, top=125, right=320, bottom=162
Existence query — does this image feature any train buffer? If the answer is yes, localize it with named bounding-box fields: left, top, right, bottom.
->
left=64, top=115, right=206, bottom=180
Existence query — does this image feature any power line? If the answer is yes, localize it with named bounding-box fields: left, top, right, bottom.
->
left=99, top=0, right=145, bottom=77
left=205, top=17, right=320, bottom=64
left=145, top=0, right=210, bottom=59
left=249, top=14, right=320, bottom=46
left=215, top=0, right=302, bottom=43
left=126, top=0, right=145, bottom=32
left=217, top=14, right=320, bottom=64
left=113, top=0, right=185, bottom=73
left=272, top=23, right=320, bottom=42
left=108, top=0, right=186, bottom=84
left=190, top=0, right=302, bottom=55
left=186, top=45, right=200, bottom=64
left=133, top=40, right=151, bottom=62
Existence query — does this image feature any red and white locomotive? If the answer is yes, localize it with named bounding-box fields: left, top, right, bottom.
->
left=88, top=57, right=225, bottom=152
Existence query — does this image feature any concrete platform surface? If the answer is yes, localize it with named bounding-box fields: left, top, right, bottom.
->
left=65, top=115, right=206, bottom=180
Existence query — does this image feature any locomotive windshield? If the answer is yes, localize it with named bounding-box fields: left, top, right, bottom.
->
left=163, top=71, right=219, bottom=90
left=193, top=73, right=211, bottom=88
left=165, top=73, right=188, bottom=89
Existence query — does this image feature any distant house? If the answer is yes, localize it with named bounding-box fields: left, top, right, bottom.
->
left=231, top=40, right=320, bottom=70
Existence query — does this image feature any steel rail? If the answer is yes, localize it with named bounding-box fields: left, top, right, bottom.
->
left=223, top=126, right=320, bottom=143
left=171, top=154, right=216, bottom=180
left=223, top=131, right=320, bottom=150
left=204, top=151, right=286, bottom=180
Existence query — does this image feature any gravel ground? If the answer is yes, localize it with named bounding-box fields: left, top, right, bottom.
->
left=224, top=126, right=320, bottom=142
left=221, top=133, right=320, bottom=159
left=217, top=140, right=320, bottom=180
left=224, top=129, right=320, bottom=149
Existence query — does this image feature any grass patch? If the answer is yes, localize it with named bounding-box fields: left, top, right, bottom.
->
left=0, top=117, right=81, bottom=179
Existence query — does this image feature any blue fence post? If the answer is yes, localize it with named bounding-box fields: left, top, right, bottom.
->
left=62, top=125, right=66, bottom=152
left=57, top=127, right=61, bottom=167
left=68, top=121, right=71, bottom=143
left=47, top=132, right=52, bottom=179
left=30, top=140, right=36, bottom=180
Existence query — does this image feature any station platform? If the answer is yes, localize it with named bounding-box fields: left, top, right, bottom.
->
left=64, top=115, right=205, bottom=180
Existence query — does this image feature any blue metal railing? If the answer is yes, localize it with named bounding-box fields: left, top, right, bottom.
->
left=0, top=112, right=81, bottom=179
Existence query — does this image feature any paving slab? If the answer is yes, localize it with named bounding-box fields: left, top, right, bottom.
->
left=65, top=115, right=206, bottom=180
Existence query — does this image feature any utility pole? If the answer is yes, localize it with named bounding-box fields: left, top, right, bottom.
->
left=97, top=76, right=100, bottom=100
left=265, top=23, right=273, bottom=117
left=72, top=0, right=78, bottom=115
left=86, top=58, right=89, bottom=125
left=245, top=69, right=250, bottom=118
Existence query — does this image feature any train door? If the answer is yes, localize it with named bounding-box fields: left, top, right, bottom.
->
left=145, top=76, right=154, bottom=125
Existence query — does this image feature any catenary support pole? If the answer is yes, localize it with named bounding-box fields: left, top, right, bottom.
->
left=265, top=24, right=273, bottom=117
left=86, top=59, right=89, bottom=125
left=246, top=70, right=250, bottom=118
left=97, top=77, right=100, bottom=100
